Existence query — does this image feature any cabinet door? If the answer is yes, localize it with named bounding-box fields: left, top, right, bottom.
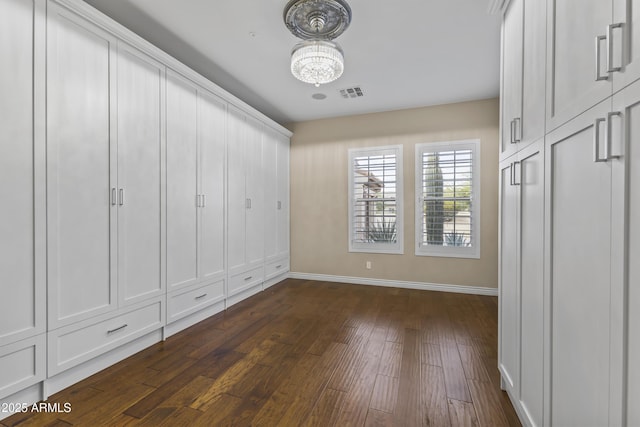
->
left=614, top=79, right=640, bottom=427
left=517, top=141, right=544, bottom=427
left=47, top=5, right=117, bottom=327
left=227, top=106, right=247, bottom=273
left=521, top=0, right=546, bottom=144
left=263, top=129, right=279, bottom=262
left=613, top=0, right=640, bottom=92
left=500, top=0, right=523, bottom=158
left=277, top=133, right=290, bottom=258
left=498, top=158, right=519, bottom=391
left=245, top=117, right=265, bottom=267
left=198, top=91, right=226, bottom=281
left=0, top=0, right=45, bottom=345
left=546, top=0, right=613, bottom=131
left=545, top=101, right=612, bottom=427
left=116, top=44, right=164, bottom=305
left=166, top=71, right=198, bottom=291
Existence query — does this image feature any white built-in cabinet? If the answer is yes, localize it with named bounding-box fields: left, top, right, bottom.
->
left=227, top=106, right=266, bottom=301
left=263, top=127, right=291, bottom=284
left=166, top=70, right=226, bottom=324
left=499, top=140, right=544, bottom=427
left=0, top=0, right=47, bottom=399
left=1, top=0, right=290, bottom=415
left=500, top=0, right=546, bottom=160
left=499, top=0, right=640, bottom=426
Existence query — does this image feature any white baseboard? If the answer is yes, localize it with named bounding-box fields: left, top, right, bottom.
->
left=287, top=272, right=498, bottom=296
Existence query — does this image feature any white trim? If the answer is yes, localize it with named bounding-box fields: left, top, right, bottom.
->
left=288, top=272, right=498, bottom=296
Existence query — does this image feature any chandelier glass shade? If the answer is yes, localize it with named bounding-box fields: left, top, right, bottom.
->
left=283, top=0, right=351, bottom=87
left=290, top=40, right=344, bottom=87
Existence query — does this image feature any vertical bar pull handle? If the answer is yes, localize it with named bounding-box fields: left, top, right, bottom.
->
left=509, top=119, right=516, bottom=144
left=119, top=188, right=124, bottom=206
left=607, top=23, right=623, bottom=73
left=246, top=198, right=252, bottom=209
left=277, top=201, right=282, bottom=210
left=111, top=188, right=117, bottom=206
left=202, top=194, right=206, bottom=207
left=513, top=161, right=521, bottom=186
left=606, top=111, right=622, bottom=160
left=595, top=35, right=608, bottom=81
left=594, top=117, right=607, bottom=162
left=509, top=163, right=514, bottom=186
left=513, top=117, right=521, bottom=143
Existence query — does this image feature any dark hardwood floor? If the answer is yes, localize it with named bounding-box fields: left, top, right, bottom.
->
left=2, top=279, right=520, bottom=426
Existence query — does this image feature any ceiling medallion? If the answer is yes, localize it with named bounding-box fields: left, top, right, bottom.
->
left=284, top=0, right=352, bottom=87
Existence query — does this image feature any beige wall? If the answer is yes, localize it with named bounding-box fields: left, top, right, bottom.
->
left=286, top=98, right=499, bottom=289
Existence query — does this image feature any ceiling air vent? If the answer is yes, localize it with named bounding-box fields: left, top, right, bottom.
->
left=339, top=86, right=364, bottom=99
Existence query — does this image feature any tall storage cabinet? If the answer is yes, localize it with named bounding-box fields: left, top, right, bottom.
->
left=47, top=3, right=165, bottom=377
left=227, top=106, right=265, bottom=302
left=166, top=70, right=226, bottom=326
left=0, top=0, right=47, bottom=401
left=499, top=1, right=640, bottom=425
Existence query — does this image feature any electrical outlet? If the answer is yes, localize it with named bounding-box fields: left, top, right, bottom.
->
left=366, top=261, right=372, bottom=269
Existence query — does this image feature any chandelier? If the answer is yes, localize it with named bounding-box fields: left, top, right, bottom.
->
left=283, top=0, right=352, bottom=87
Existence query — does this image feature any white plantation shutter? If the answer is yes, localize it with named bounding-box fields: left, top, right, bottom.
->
left=415, top=140, right=480, bottom=259
left=348, top=145, right=403, bottom=254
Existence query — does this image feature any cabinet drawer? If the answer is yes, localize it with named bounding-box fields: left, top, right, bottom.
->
left=0, top=335, right=46, bottom=400
left=265, top=259, right=289, bottom=280
left=167, top=280, right=225, bottom=323
left=48, top=299, right=163, bottom=376
left=229, top=266, right=263, bottom=296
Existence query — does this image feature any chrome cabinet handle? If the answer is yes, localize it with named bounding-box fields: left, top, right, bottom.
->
left=195, top=293, right=207, bottom=300
left=107, top=324, right=128, bottom=334
left=111, top=188, right=117, bottom=206
left=594, top=117, right=607, bottom=162
left=244, top=276, right=252, bottom=281
left=202, top=194, right=206, bottom=207
left=509, top=119, right=516, bottom=144
left=606, top=111, right=621, bottom=160
left=607, top=23, right=623, bottom=73
left=595, top=35, right=608, bottom=81
left=513, top=161, right=521, bottom=186
left=246, top=198, right=252, bottom=209
left=119, top=188, right=124, bottom=206
left=277, top=201, right=282, bottom=210
left=275, top=265, right=282, bottom=269
left=513, top=117, right=521, bottom=143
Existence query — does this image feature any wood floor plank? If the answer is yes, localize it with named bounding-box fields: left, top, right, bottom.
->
left=394, top=328, right=421, bottom=427
left=421, top=364, right=451, bottom=427
left=448, top=399, right=479, bottom=427
left=369, top=374, right=399, bottom=413
left=467, top=379, right=511, bottom=427
left=364, top=408, right=395, bottom=427
left=440, top=343, right=472, bottom=402
left=303, top=388, right=345, bottom=427
left=421, top=342, right=443, bottom=367
left=377, top=341, right=403, bottom=378
left=457, top=344, right=491, bottom=382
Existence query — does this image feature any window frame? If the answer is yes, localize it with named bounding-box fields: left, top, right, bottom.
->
left=348, top=145, right=404, bottom=254
left=415, top=139, right=481, bottom=259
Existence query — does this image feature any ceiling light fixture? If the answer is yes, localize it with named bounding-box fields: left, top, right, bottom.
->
left=284, top=0, right=352, bottom=87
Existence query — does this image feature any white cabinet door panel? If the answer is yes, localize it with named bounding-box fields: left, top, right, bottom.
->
left=47, top=6, right=116, bottom=326
left=546, top=0, right=613, bottom=131
left=547, top=102, right=611, bottom=427
left=117, top=44, right=164, bottom=305
left=263, top=129, right=279, bottom=262
left=227, top=107, right=247, bottom=273
left=0, top=0, right=44, bottom=345
left=198, top=91, right=226, bottom=281
left=245, top=117, right=264, bottom=266
left=277, top=134, right=290, bottom=258
left=501, top=0, right=523, bottom=158
left=518, top=142, right=544, bottom=427
left=613, top=0, right=640, bottom=92
left=499, top=159, right=519, bottom=390
left=166, top=71, right=198, bottom=290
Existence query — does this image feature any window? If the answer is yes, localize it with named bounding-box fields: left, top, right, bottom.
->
left=415, top=139, right=480, bottom=258
left=348, top=145, right=403, bottom=254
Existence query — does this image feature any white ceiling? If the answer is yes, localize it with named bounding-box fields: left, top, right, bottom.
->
left=83, top=0, right=501, bottom=125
